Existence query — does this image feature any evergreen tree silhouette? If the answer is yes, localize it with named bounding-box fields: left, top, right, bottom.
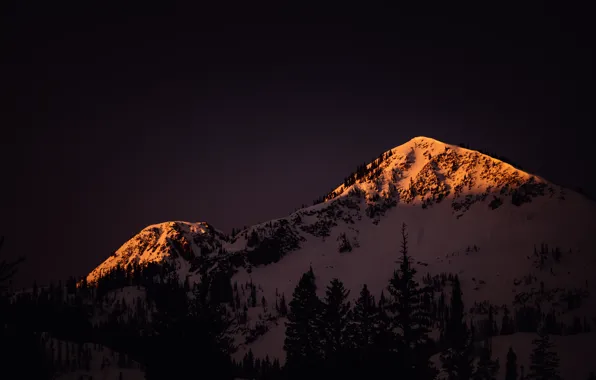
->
left=283, top=269, right=324, bottom=378
left=250, top=283, right=257, bottom=307
left=278, top=293, right=288, bottom=316
left=441, top=275, right=474, bottom=380
left=506, top=346, right=518, bottom=380
left=501, top=307, right=515, bottom=335
left=487, top=305, right=497, bottom=336
left=349, top=283, right=379, bottom=376
left=320, top=278, right=352, bottom=376
left=526, top=326, right=562, bottom=380
left=386, top=223, right=434, bottom=379
left=350, top=284, right=377, bottom=352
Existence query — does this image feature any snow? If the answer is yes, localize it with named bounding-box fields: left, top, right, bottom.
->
left=84, top=136, right=596, bottom=374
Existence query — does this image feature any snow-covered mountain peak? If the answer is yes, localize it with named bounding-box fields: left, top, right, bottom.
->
left=86, top=220, right=227, bottom=284
left=321, top=136, right=548, bottom=214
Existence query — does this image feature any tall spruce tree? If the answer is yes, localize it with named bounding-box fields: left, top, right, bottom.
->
left=284, top=269, right=324, bottom=378
left=321, top=279, right=352, bottom=354
left=501, top=307, right=515, bottom=335
left=526, top=326, right=562, bottom=380
left=349, top=283, right=380, bottom=376
left=487, top=305, right=497, bottom=336
left=440, top=275, right=475, bottom=380
left=320, top=278, right=352, bottom=376
left=505, top=346, right=518, bottom=380
left=350, top=284, right=377, bottom=352
left=279, top=293, right=288, bottom=316
left=386, top=223, right=434, bottom=379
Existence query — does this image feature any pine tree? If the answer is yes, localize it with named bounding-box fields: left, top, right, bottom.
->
left=526, top=326, right=562, bottom=380
left=386, top=223, right=434, bottom=379
left=250, top=284, right=257, bottom=308
left=320, top=278, right=352, bottom=375
left=279, top=293, right=288, bottom=316
left=506, top=346, right=518, bottom=380
left=444, top=275, right=465, bottom=347
left=349, top=284, right=379, bottom=376
left=501, top=307, right=515, bottom=335
left=440, top=275, right=475, bottom=380
left=487, top=305, right=496, bottom=336
left=234, top=292, right=241, bottom=311
left=321, top=279, right=351, bottom=354
left=284, top=270, right=324, bottom=378
left=379, top=289, right=387, bottom=308
left=307, top=265, right=315, bottom=287
left=350, top=284, right=377, bottom=350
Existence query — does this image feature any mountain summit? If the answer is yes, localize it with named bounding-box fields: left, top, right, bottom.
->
left=320, top=136, right=550, bottom=212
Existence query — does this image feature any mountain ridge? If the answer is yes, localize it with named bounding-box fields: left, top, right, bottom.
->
left=86, top=136, right=564, bottom=284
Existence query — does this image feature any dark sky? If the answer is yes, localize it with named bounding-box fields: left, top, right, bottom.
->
left=2, top=3, right=594, bottom=287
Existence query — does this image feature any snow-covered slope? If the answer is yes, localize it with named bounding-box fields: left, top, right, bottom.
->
left=86, top=221, right=228, bottom=284
left=86, top=136, right=596, bottom=377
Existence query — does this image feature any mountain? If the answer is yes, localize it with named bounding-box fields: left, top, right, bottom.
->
left=86, top=221, right=229, bottom=284
left=86, top=136, right=596, bottom=378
